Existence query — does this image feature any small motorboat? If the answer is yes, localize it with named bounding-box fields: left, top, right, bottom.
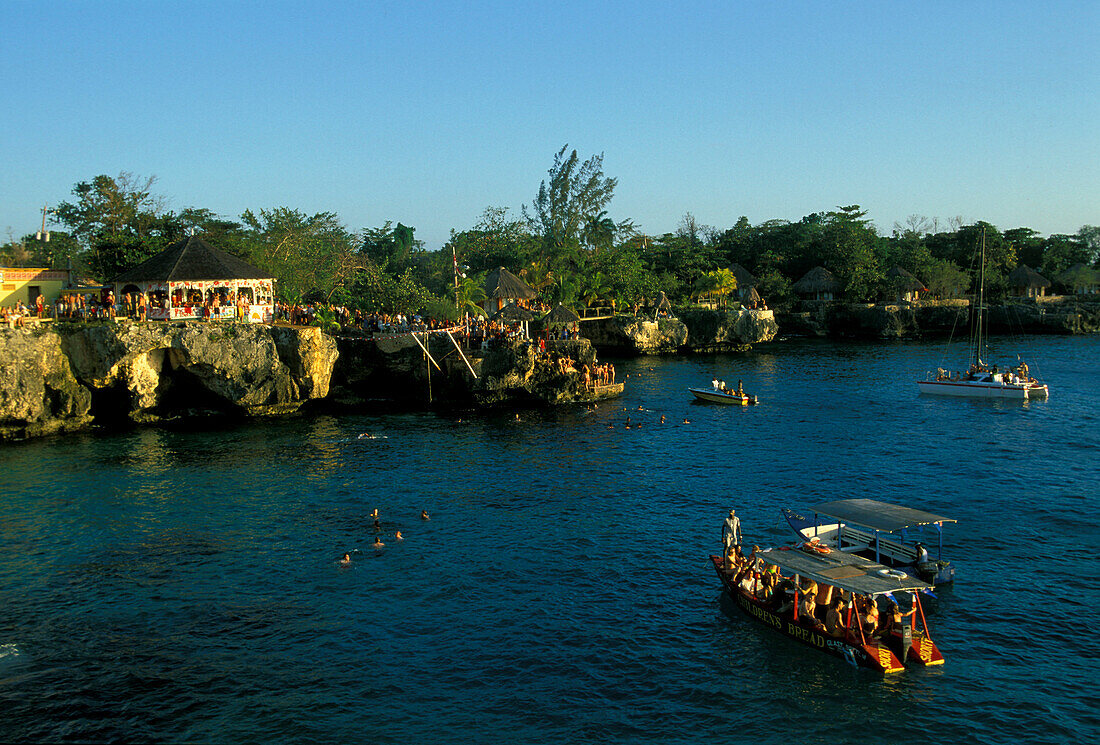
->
left=782, top=498, right=957, bottom=584
left=688, top=386, right=758, bottom=405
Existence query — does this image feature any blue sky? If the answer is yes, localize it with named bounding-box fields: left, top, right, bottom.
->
left=2, top=0, right=1097, bottom=250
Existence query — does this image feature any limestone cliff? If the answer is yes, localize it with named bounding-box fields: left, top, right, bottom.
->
left=0, top=322, right=337, bottom=441
left=582, top=309, right=778, bottom=354
left=330, top=334, right=618, bottom=408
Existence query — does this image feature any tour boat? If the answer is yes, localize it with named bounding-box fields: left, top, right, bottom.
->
left=710, top=542, right=944, bottom=673
left=688, top=387, right=758, bottom=405
left=781, top=499, right=956, bottom=584
left=917, top=228, right=1049, bottom=400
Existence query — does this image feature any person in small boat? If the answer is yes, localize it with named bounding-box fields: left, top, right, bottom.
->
left=722, top=509, right=741, bottom=556
left=825, top=596, right=847, bottom=637
left=914, top=542, right=930, bottom=563
left=736, top=379, right=744, bottom=396
left=712, top=377, right=720, bottom=391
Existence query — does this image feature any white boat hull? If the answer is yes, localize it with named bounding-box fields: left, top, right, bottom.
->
left=917, top=379, right=1048, bottom=400
left=688, top=387, right=756, bottom=405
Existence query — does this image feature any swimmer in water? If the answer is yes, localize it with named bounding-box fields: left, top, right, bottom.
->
left=682, top=418, right=690, bottom=424
left=373, top=517, right=381, bottom=531
left=395, top=531, right=404, bottom=540
left=660, top=414, right=666, bottom=424
left=421, top=510, right=430, bottom=520
left=373, top=536, right=385, bottom=548
left=370, top=508, right=379, bottom=519
left=339, top=553, right=351, bottom=565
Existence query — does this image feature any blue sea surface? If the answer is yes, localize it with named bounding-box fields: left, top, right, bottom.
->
left=1, top=335, right=1098, bottom=744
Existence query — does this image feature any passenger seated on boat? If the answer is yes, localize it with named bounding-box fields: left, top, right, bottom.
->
left=858, top=596, right=880, bottom=635
left=758, top=568, right=778, bottom=600
left=799, top=592, right=825, bottom=631
left=773, top=578, right=797, bottom=614
left=825, top=597, right=848, bottom=638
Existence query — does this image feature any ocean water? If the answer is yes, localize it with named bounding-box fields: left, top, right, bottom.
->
left=1, top=335, right=1097, bottom=744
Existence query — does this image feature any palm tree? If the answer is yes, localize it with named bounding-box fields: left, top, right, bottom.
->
left=583, top=211, right=617, bottom=252
left=580, top=271, right=613, bottom=307
left=456, top=274, right=487, bottom=316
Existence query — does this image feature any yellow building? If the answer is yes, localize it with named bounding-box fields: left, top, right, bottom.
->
left=0, top=267, right=72, bottom=308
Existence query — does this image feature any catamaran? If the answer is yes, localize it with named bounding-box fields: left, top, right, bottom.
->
left=781, top=499, right=956, bottom=584
left=710, top=540, right=944, bottom=673
left=917, top=228, right=1048, bottom=400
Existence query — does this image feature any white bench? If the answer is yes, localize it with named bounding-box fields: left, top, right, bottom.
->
left=839, top=526, right=920, bottom=563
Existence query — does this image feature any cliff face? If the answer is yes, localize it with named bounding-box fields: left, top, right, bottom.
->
left=331, top=334, right=616, bottom=408
left=583, top=309, right=778, bottom=354
left=0, top=322, right=338, bottom=441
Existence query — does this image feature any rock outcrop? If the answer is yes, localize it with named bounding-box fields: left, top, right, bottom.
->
left=582, top=309, right=778, bottom=354
left=330, top=334, right=618, bottom=408
left=0, top=322, right=338, bottom=441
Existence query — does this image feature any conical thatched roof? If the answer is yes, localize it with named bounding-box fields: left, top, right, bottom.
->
left=544, top=303, right=580, bottom=324
left=654, top=291, right=671, bottom=310
left=744, top=286, right=761, bottom=304
left=1007, top=264, right=1051, bottom=288
left=1056, top=263, right=1099, bottom=285
left=792, top=266, right=840, bottom=294
left=728, top=263, right=757, bottom=288
left=484, top=266, right=538, bottom=300
left=112, top=235, right=273, bottom=283
left=886, top=265, right=926, bottom=292
left=491, top=303, right=535, bottom=322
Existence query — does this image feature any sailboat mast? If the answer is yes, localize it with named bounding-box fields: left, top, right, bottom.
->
left=976, top=227, right=986, bottom=367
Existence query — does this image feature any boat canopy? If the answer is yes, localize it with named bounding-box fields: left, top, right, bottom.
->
left=809, top=498, right=956, bottom=533
left=757, top=547, right=933, bottom=596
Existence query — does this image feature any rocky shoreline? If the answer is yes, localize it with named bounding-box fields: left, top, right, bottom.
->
left=3, top=300, right=1094, bottom=442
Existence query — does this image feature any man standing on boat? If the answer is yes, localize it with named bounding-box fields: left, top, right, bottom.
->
left=723, top=509, right=742, bottom=562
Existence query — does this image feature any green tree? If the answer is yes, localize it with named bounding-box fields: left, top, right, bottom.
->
left=241, top=208, right=363, bottom=302
left=524, top=145, right=617, bottom=272
left=54, top=172, right=176, bottom=278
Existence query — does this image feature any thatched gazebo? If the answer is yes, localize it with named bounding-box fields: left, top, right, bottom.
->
left=792, top=267, right=840, bottom=301
left=743, top=286, right=762, bottom=308
left=1056, top=263, right=1100, bottom=295
left=483, top=266, right=538, bottom=315
left=729, top=263, right=757, bottom=302
left=112, top=235, right=275, bottom=322
left=885, top=266, right=926, bottom=302
left=544, top=303, right=581, bottom=325
left=652, top=291, right=674, bottom=318
left=490, top=301, right=535, bottom=338
left=1007, top=264, right=1052, bottom=298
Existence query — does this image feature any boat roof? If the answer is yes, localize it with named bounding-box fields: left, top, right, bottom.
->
left=809, top=498, right=956, bottom=532
left=757, top=546, right=933, bottom=595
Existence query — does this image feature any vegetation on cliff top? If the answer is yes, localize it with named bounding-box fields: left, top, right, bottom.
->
left=4, top=152, right=1098, bottom=316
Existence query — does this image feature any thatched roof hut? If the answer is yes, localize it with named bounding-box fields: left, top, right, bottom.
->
left=112, top=235, right=272, bottom=283
left=484, top=266, right=537, bottom=301
left=728, top=263, right=757, bottom=289
left=792, top=267, right=840, bottom=300
left=654, top=291, right=671, bottom=310
left=1055, top=263, right=1100, bottom=295
left=885, top=266, right=926, bottom=292
left=491, top=303, right=535, bottom=322
left=544, top=304, right=581, bottom=325
left=1007, top=264, right=1052, bottom=297
left=744, top=286, right=761, bottom=306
